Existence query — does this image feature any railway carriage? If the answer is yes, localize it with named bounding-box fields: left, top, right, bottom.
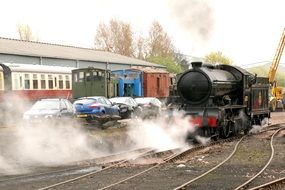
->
left=0, top=63, right=74, bottom=101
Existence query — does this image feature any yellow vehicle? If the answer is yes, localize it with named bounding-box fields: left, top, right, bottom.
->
left=268, top=28, right=285, bottom=111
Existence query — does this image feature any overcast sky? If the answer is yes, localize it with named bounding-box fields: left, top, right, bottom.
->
left=0, top=0, right=284, bottom=66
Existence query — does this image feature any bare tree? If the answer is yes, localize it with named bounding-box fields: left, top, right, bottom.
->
left=17, top=24, right=38, bottom=41
left=94, top=19, right=134, bottom=57
left=148, top=21, right=174, bottom=57
left=134, top=35, right=148, bottom=60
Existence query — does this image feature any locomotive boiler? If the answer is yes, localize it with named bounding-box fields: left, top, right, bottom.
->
left=175, top=62, right=270, bottom=139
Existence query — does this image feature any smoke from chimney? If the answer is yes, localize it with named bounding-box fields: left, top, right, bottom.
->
left=167, top=0, right=215, bottom=42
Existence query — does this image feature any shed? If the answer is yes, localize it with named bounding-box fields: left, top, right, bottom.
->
left=0, top=37, right=166, bottom=70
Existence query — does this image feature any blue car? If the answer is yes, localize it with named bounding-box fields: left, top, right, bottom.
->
left=73, top=96, right=120, bottom=121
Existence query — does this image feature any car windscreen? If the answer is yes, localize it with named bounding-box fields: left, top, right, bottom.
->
left=109, top=98, right=127, bottom=104
left=135, top=98, right=153, bottom=104
left=74, top=99, right=97, bottom=104
left=31, top=100, right=60, bottom=110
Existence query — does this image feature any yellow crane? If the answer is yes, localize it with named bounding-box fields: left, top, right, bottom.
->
left=268, top=28, right=285, bottom=111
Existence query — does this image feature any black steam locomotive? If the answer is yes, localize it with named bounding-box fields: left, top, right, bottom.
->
left=172, top=62, right=270, bottom=139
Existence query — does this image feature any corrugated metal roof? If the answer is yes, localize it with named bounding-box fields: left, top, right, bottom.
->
left=0, top=37, right=165, bottom=68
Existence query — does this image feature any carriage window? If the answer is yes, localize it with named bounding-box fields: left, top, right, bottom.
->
left=73, top=73, right=78, bottom=83
left=48, top=75, right=53, bottom=89
left=33, top=74, right=38, bottom=89
left=54, top=76, right=57, bottom=88
left=79, top=72, right=84, bottom=82
left=0, top=72, right=3, bottom=90
left=24, top=74, right=30, bottom=89
left=13, top=73, right=19, bottom=90
left=58, top=75, right=63, bottom=89
left=20, top=76, right=23, bottom=88
left=65, top=75, right=70, bottom=89
left=41, top=74, right=46, bottom=89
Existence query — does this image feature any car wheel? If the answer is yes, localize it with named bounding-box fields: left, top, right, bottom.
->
left=129, top=111, right=134, bottom=118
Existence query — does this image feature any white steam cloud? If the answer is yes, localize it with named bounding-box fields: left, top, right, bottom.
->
left=127, top=111, right=196, bottom=150
left=249, top=118, right=269, bottom=134
left=14, top=124, right=96, bottom=165
left=0, top=93, right=102, bottom=174
left=168, top=0, right=215, bottom=42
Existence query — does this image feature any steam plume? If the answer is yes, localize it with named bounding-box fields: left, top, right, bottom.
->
left=167, top=0, right=214, bottom=42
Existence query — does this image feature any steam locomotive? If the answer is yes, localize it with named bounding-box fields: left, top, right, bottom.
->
left=172, top=62, right=270, bottom=139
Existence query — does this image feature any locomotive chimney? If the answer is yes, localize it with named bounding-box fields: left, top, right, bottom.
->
left=191, top=62, right=202, bottom=69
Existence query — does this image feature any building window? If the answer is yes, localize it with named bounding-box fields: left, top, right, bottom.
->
left=65, top=75, right=70, bottom=89
left=58, top=75, right=63, bottom=89
left=24, top=74, right=30, bottom=89
left=41, top=74, right=46, bottom=89
left=33, top=74, right=38, bottom=89
left=48, top=75, right=53, bottom=89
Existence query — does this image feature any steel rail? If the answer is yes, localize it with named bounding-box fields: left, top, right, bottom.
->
left=37, top=148, right=155, bottom=190
left=173, top=135, right=246, bottom=190
left=248, top=176, right=285, bottom=190
left=96, top=123, right=284, bottom=190
left=96, top=149, right=186, bottom=190
left=172, top=124, right=284, bottom=190
left=234, top=126, right=285, bottom=190
left=38, top=123, right=284, bottom=190
left=0, top=147, right=150, bottom=183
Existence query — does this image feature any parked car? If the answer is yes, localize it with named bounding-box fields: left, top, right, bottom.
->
left=23, top=98, right=74, bottom=122
left=109, top=97, right=142, bottom=119
left=73, top=96, right=120, bottom=122
left=134, top=97, right=163, bottom=119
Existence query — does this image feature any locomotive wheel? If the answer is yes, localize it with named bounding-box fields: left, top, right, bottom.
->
left=231, top=121, right=239, bottom=136
left=232, top=118, right=242, bottom=136
left=220, top=122, right=231, bottom=138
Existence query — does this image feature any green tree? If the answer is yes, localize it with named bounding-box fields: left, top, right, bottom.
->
left=147, top=56, right=183, bottom=74
left=248, top=67, right=285, bottom=86
left=204, top=51, right=232, bottom=65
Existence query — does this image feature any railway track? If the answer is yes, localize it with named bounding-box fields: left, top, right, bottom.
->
left=1, top=122, right=283, bottom=190
left=47, top=134, right=249, bottom=189
left=0, top=147, right=151, bottom=183
left=173, top=125, right=285, bottom=190
left=35, top=123, right=283, bottom=190
left=0, top=147, right=154, bottom=189
left=33, top=148, right=178, bottom=190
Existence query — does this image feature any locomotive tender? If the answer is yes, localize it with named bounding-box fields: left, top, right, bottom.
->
left=175, top=62, right=270, bottom=138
